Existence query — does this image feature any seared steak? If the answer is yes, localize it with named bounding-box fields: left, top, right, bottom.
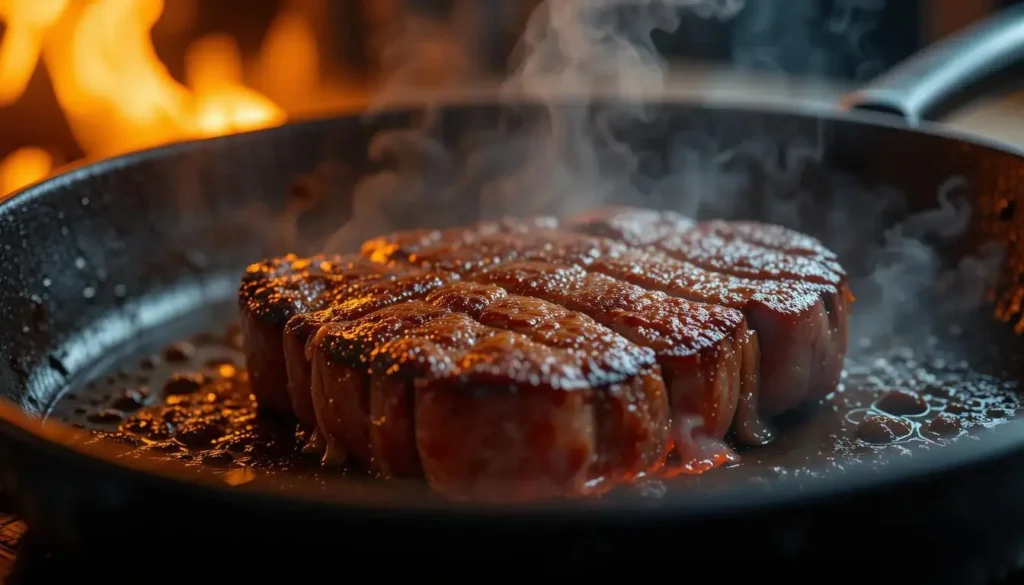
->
left=463, top=261, right=750, bottom=456
left=237, top=254, right=398, bottom=413
left=362, top=219, right=847, bottom=436
left=282, top=271, right=457, bottom=427
left=238, top=206, right=851, bottom=500
left=566, top=206, right=851, bottom=417
left=309, top=285, right=668, bottom=501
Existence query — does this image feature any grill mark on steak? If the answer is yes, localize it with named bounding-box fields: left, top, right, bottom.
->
left=303, top=282, right=669, bottom=473
left=282, top=271, right=458, bottom=426
left=567, top=206, right=845, bottom=286
left=696, top=219, right=838, bottom=259
left=562, top=206, right=852, bottom=417
left=368, top=223, right=846, bottom=442
left=565, top=206, right=697, bottom=247
left=584, top=249, right=846, bottom=419
left=307, top=301, right=452, bottom=468
left=363, top=226, right=753, bottom=455
left=369, top=320, right=594, bottom=502
left=238, top=254, right=399, bottom=412
left=359, top=219, right=627, bottom=273
left=424, top=283, right=671, bottom=490
left=656, top=229, right=845, bottom=287
left=307, top=297, right=668, bottom=501
left=360, top=226, right=754, bottom=458
left=463, top=261, right=747, bottom=459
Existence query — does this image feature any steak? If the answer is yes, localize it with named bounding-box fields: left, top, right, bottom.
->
left=359, top=227, right=751, bottom=455
left=238, top=206, right=851, bottom=500
left=362, top=219, right=847, bottom=437
left=463, top=261, right=750, bottom=452
left=308, top=285, right=668, bottom=501
left=237, top=254, right=398, bottom=413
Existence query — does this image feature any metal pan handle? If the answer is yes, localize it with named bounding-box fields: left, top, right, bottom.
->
left=841, top=3, right=1024, bottom=126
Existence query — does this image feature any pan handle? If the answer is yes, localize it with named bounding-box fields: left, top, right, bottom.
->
left=840, top=3, right=1024, bottom=126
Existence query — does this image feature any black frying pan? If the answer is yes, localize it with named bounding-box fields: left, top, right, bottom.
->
left=2, top=6, right=1024, bottom=583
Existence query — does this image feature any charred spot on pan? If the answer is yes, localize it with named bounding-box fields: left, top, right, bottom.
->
left=874, top=389, right=928, bottom=417
left=86, top=408, right=124, bottom=425
left=110, top=388, right=147, bottom=411
left=175, top=419, right=227, bottom=448
left=119, top=412, right=172, bottom=439
left=163, top=341, right=196, bottom=363
left=856, top=413, right=913, bottom=445
left=163, top=372, right=205, bottom=396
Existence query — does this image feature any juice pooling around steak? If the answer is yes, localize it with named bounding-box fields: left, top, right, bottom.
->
left=238, top=206, right=852, bottom=501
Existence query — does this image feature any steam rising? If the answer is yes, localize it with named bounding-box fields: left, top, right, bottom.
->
left=324, top=0, right=746, bottom=252
left=321, top=0, right=1004, bottom=360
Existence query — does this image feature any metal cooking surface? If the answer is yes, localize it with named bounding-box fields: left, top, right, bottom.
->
left=44, top=300, right=1024, bottom=499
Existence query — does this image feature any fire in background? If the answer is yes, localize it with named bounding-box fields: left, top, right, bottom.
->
left=0, top=0, right=508, bottom=197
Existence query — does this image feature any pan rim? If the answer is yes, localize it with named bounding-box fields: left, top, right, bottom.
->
left=5, top=93, right=1024, bottom=208
left=1, top=96, right=1023, bottom=519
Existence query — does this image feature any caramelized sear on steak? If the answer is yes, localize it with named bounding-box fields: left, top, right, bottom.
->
left=566, top=207, right=852, bottom=419
left=282, top=271, right=458, bottom=427
left=238, top=254, right=399, bottom=413
left=238, top=206, right=851, bottom=501
left=308, top=287, right=668, bottom=501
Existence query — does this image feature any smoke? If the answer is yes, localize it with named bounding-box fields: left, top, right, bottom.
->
left=479, top=0, right=682, bottom=217
left=320, top=0, right=1003, bottom=358
left=322, top=0, right=746, bottom=253
left=846, top=177, right=981, bottom=345
left=321, top=13, right=472, bottom=252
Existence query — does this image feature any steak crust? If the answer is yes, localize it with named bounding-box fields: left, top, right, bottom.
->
left=565, top=206, right=851, bottom=417
left=238, top=254, right=397, bottom=413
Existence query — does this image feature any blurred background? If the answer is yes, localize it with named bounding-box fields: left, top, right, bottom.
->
left=0, top=0, right=1019, bottom=198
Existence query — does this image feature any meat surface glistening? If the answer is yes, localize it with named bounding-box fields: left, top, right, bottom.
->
left=238, top=206, right=852, bottom=501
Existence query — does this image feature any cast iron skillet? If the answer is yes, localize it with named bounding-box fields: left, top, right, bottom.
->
left=2, top=6, right=1024, bottom=582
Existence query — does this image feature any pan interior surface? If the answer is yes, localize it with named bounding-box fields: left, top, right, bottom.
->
left=41, top=281, right=1024, bottom=505
left=4, top=100, right=1024, bottom=512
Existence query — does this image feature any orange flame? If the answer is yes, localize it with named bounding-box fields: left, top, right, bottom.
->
left=0, top=146, right=53, bottom=195
left=0, top=0, right=308, bottom=198
left=0, top=0, right=68, bottom=106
